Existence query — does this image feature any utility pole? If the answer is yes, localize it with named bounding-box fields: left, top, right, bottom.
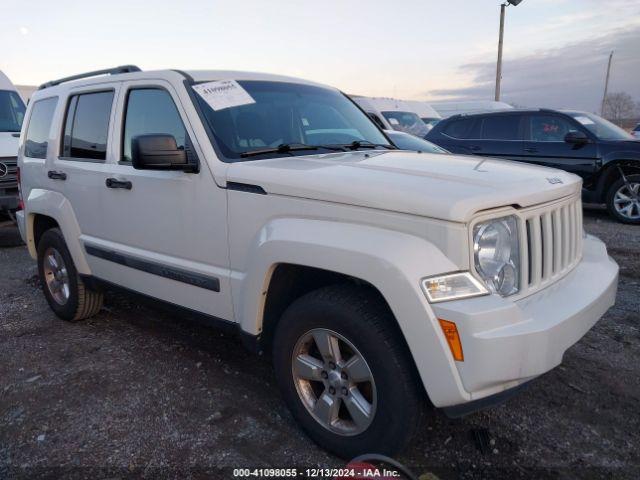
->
left=495, top=3, right=506, bottom=101
left=600, top=51, right=614, bottom=116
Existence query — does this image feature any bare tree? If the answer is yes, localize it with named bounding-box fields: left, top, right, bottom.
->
left=602, top=92, right=637, bottom=124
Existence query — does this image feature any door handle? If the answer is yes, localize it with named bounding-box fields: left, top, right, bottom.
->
left=47, top=170, right=67, bottom=180
left=105, top=178, right=132, bottom=190
left=469, top=145, right=482, bottom=152
left=524, top=147, right=538, bottom=153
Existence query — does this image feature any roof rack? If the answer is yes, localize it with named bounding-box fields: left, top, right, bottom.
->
left=38, top=65, right=141, bottom=90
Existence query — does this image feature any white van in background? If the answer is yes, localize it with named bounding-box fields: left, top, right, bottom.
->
left=429, top=100, right=513, bottom=118
left=351, top=96, right=431, bottom=138
left=402, top=100, right=442, bottom=128
left=0, top=70, right=26, bottom=217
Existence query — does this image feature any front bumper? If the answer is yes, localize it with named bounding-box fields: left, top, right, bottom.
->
left=433, top=234, right=618, bottom=405
left=0, top=190, right=19, bottom=211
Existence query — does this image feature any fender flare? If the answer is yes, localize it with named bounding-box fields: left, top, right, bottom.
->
left=24, top=189, right=91, bottom=275
left=596, top=159, right=640, bottom=202
left=233, top=218, right=471, bottom=406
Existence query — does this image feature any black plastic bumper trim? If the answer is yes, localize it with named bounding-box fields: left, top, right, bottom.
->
left=442, top=380, right=531, bottom=418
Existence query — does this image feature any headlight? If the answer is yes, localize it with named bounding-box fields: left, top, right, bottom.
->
left=473, top=215, right=520, bottom=296
left=421, top=272, right=489, bottom=303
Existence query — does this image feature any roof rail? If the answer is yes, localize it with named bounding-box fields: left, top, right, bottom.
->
left=38, top=65, right=141, bottom=90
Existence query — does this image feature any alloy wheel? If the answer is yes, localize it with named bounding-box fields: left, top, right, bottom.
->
left=43, top=247, right=70, bottom=305
left=291, top=328, right=377, bottom=436
left=613, top=182, right=640, bottom=221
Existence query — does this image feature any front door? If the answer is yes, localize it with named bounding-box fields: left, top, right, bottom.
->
left=522, top=113, right=599, bottom=181
left=83, top=80, right=233, bottom=321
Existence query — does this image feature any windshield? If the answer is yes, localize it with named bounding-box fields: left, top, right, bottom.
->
left=386, top=131, right=448, bottom=153
left=566, top=111, right=634, bottom=141
left=382, top=111, right=430, bottom=137
left=194, top=80, right=391, bottom=160
left=0, top=90, right=26, bottom=132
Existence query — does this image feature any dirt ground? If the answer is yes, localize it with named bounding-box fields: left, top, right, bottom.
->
left=1, top=207, right=639, bottom=479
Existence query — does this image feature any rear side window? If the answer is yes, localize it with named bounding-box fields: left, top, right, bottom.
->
left=442, top=118, right=479, bottom=139
left=24, top=97, right=58, bottom=159
left=62, top=91, right=114, bottom=160
left=481, top=115, right=521, bottom=140
left=122, top=88, right=186, bottom=162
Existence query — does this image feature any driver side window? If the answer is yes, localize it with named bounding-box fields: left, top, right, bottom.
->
left=530, top=115, right=577, bottom=142
left=122, top=88, right=186, bottom=162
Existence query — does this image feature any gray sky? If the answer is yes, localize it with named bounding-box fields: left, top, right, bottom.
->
left=2, top=0, right=639, bottom=112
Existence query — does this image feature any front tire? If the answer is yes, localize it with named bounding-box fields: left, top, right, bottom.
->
left=272, top=284, right=424, bottom=458
left=37, top=228, right=103, bottom=321
left=606, top=174, right=640, bottom=224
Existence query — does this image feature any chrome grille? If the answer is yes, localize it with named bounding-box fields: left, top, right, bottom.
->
left=520, top=195, right=582, bottom=295
left=0, top=157, right=18, bottom=189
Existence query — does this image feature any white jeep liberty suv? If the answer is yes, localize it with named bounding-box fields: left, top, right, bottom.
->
left=16, top=66, right=618, bottom=457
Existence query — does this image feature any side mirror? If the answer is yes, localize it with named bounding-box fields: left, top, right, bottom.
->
left=131, top=134, right=196, bottom=172
left=564, top=130, right=590, bottom=145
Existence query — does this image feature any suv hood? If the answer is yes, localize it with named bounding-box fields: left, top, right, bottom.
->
left=226, top=151, right=581, bottom=222
left=0, top=132, right=19, bottom=157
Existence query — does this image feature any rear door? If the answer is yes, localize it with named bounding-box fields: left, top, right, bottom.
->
left=52, top=86, right=119, bottom=244
left=522, top=113, right=598, bottom=180
left=467, top=113, right=526, bottom=160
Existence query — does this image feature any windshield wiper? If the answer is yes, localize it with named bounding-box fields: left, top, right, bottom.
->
left=345, top=140, right=395, bottom=151
left=240, top=143, right=346, bottom=158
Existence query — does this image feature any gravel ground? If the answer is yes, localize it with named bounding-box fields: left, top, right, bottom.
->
left=0, top=207, right=639, bottom=479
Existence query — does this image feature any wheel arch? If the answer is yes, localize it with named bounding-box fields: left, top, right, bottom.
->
left=260, top=263, right=386, bottom=353
left=24, top=189, right=91, bottom=274
left=233, top=218, right=471, bottom=406
left=597, top=160, right=640, bottom=203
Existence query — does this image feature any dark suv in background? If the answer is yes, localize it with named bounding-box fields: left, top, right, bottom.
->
left=427, top=109, right=640, bottom=224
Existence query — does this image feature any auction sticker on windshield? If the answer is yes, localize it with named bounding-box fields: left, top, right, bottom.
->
left=192, top=80, right=256, bottom=111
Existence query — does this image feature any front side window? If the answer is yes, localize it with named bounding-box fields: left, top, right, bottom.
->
left=24, top=97, right=58, bottom=159
left=194, top=81, right=390, bottom=161
left=0, top=90, right=26, bottom=132
left=62, top=91, right=114, bottom=160
left=122, top=88, right=187, bottom=162
left=382, top=111, right=430, bottom=137
left=481, top=115, right=521, bottom=140
left=368, top=112, right=386, bottom=130
left=529, top=115, right=577, bottom=142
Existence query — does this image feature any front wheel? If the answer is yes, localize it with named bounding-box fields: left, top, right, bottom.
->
left=272, top=284, right=424, bottom=458
left=606, top=174, right=640, bottom=224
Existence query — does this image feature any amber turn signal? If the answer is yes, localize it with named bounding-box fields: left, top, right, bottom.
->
left=438, top=319, right=464, bottom=361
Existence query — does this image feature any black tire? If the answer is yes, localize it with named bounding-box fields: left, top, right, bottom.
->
left=605, top=174, right=640, bottom=224
left=272, top=284, right=424, bottom=458
left=37, top=228, right=103, bottom=321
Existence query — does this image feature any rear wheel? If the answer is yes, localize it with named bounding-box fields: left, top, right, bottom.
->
left=37, top=228, right=103, bottom=321
left=272, top=284, right=424, bottom=458
left=606, top=174, right=640, bottom=224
